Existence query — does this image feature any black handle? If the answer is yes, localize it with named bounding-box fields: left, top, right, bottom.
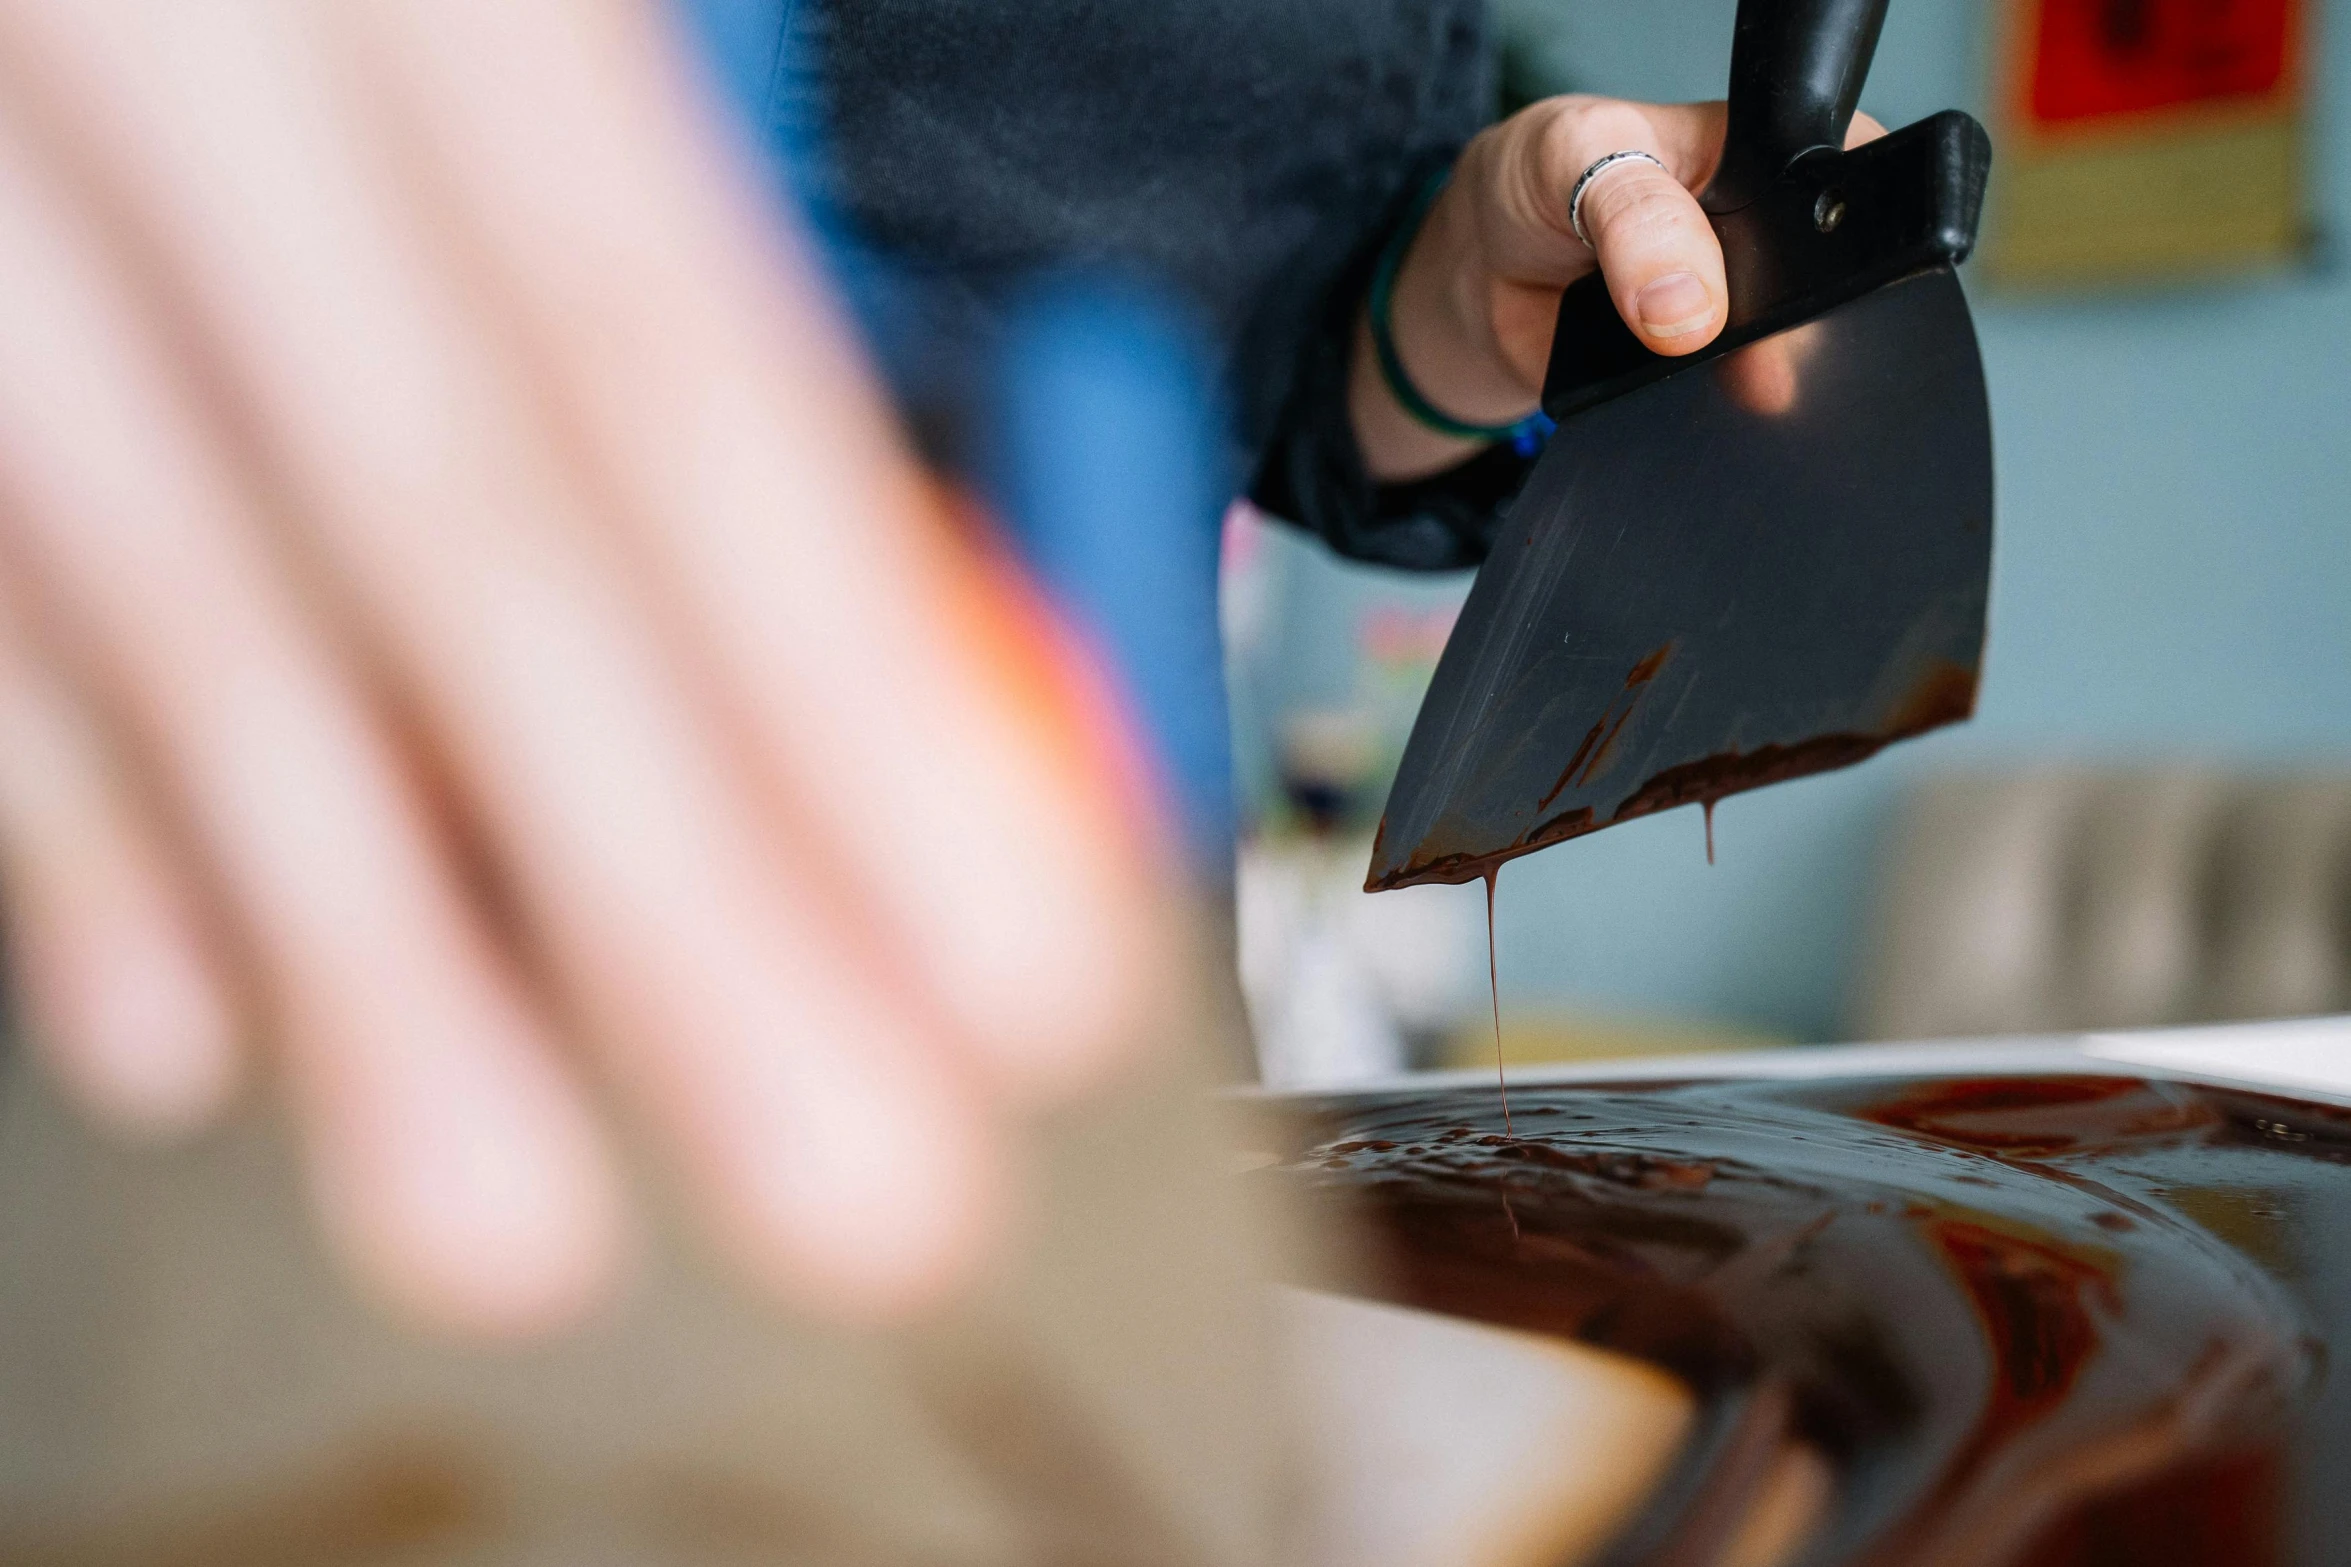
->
left=1539, top=0, right=1989, bottom=420
left=1702, top=0, right=1892, bottom=213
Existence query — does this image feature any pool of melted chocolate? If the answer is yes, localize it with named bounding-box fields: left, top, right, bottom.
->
left=1254, top=1073, right=2351, bottom=1566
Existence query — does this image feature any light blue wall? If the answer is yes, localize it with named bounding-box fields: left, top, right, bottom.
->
left=1442, top=0, right=2351, bottom=1039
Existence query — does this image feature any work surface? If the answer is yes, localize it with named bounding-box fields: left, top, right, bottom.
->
left=1258, top=1023, right=2351, bottom=1566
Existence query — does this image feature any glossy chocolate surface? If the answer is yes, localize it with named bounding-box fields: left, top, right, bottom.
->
left=1257, top=1074, right=2351, bottom=1565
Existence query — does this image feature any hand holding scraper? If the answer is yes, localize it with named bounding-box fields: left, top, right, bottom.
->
left=1368, top=0, right=1993, bottom=890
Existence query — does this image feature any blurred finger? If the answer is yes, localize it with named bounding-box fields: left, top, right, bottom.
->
left=0, top=100, right=621, bottom=1334
left=342, top=0, right=1168, bottom=1101
left=1717, top=116, right=1881, bottom=416
left=0, top=579, right=241, bottom=1138
left=0, top=0, right=1005, bottom=1312
left=1721, top=320, right=1829, bottom=417
left=1846, top=111, right=1889, bottom=149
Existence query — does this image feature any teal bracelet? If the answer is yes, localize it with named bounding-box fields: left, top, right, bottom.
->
left=1368, top=173, right=1543, bottom=445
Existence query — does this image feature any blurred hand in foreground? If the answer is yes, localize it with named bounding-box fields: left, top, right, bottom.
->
left=0, top=0, right=1170, bottom=1335
left=1355, top=94, right=1886, bottom=477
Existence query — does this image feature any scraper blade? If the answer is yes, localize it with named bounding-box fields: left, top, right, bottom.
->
left=1368, top=266, right=1990, bottom=889
left=1368, top=0, right=1994, bottom=891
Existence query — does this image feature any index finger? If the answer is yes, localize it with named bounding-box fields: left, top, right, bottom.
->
left=342, top=0, right=1170, bottom=1099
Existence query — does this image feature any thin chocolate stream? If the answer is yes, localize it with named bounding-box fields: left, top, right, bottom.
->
left=1482, top=867, right=1513, bottom=1138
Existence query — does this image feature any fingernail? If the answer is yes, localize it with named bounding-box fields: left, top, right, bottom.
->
left=50, top=923, right=240, bottom=1140
left=335, top=1054, right=622, bottom=1338
left=736, top=1064, right=1002, bottom=1318
left=1635, top=273, right=1714, bottom=338
left=84, top=941, right=240, bottom=1136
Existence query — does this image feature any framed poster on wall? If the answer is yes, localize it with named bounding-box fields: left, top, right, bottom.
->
left=1983, top=0, right=2311, bottom=286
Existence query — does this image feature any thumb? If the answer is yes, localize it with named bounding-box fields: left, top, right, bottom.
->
left=1537, top=101, right=1891, bottom=358
left=1561, top=136, right=1727, bottom=356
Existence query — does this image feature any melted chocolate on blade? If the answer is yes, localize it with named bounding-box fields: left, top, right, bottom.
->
left=1253, top=1073, right=2351, bottom=1566
left=1365, top=663, right=1977, bottom=893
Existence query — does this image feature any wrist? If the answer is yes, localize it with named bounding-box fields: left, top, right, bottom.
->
left=1384, top=175, right=1542, bottom=427
left=1350, top=172, right=1544, bottom=481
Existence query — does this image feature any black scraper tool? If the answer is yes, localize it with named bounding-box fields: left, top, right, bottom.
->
left=1367, top=0, right=1993, bottom=891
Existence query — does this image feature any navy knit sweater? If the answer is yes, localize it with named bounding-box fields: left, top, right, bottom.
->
left=803, top=0, right=1538, bottom=570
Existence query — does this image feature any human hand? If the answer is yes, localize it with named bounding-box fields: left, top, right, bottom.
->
left=0, top=0, right=1170, bottom=1335
left=1352, top=94, right=1885, bottom=479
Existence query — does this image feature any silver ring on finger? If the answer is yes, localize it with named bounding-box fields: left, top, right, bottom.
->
left=1568, top=148, right=1669, bottom=248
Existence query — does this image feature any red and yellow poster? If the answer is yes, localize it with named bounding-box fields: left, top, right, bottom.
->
left=1984, top=0, right=2310, bottom=285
